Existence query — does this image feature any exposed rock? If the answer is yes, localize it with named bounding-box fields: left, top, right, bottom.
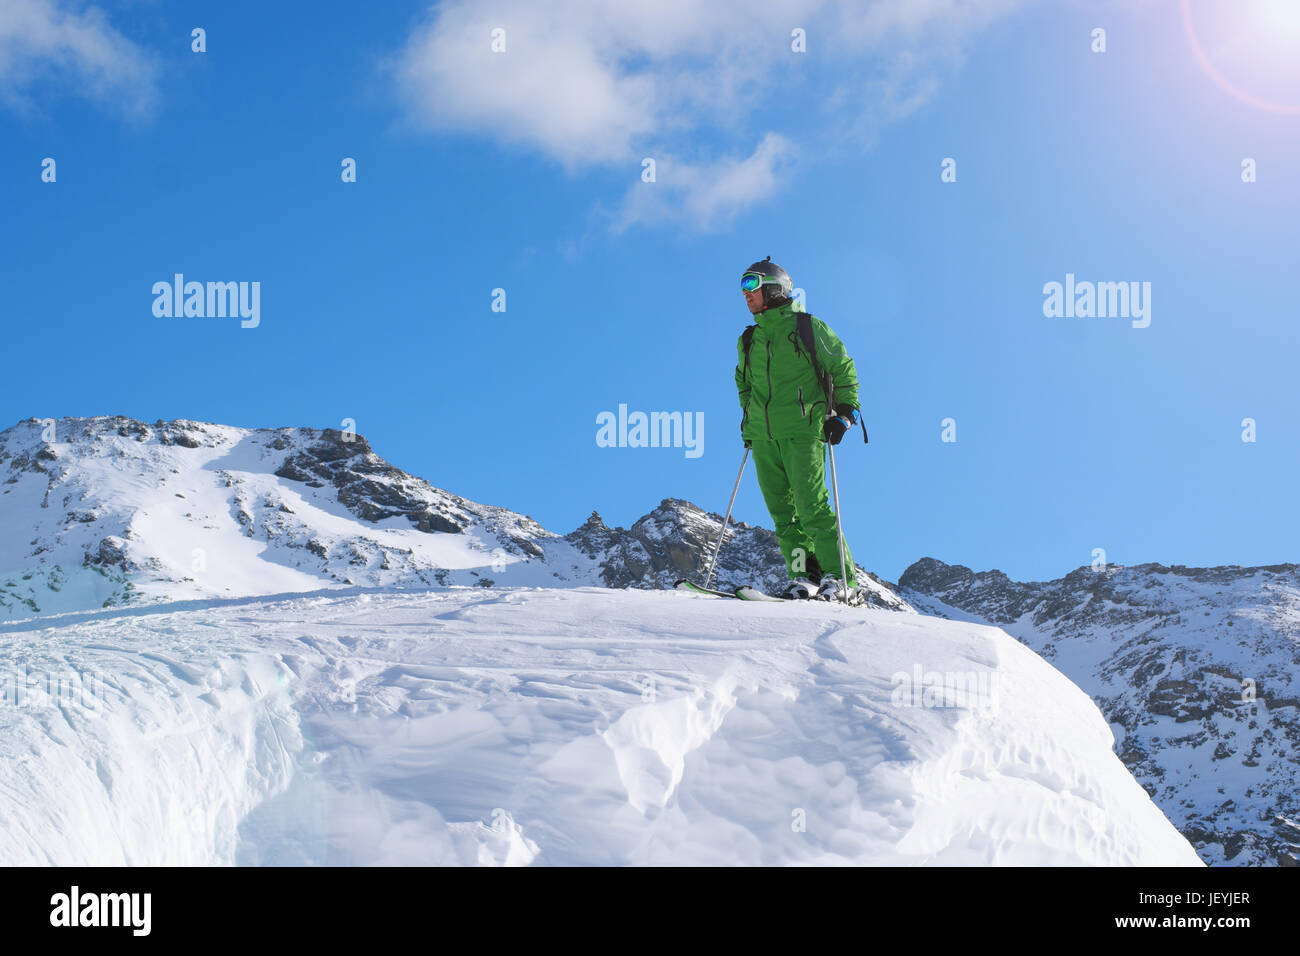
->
left=565, top=497, right=911, bottom=610
left=86, top=535, right=130, bottom=570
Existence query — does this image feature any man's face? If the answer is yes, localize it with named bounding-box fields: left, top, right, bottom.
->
left=743, top=285, right=765, bottom=314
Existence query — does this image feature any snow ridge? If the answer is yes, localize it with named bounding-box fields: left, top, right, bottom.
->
left=0, top=586, right=1202, bottom=866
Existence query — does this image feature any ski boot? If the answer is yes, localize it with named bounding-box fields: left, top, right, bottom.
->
left=781, top=578, right=819, bottom=600
left=817, top=575, right=869, bottom=606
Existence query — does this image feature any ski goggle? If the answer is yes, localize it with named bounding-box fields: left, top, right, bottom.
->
left=741, top=272, right=767, bottom=292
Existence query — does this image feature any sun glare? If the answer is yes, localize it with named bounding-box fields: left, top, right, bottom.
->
left=1182, top=0, right=1300, bottom=114
left=1261, top=0, right=1300, bottom=31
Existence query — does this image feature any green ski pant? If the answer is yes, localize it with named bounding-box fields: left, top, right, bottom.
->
left=750, top=436, right=855, bottom=586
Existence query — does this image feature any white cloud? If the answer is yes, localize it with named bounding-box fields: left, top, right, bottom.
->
left=392, top=0, right=763, bottom=169
left=0, top=0, right=157, bottom=117
left=828, top=0, right=1031, bottom=43
left=613, top=133, right=797, bottom=233
left=392, top=0, right=1034, bottom=230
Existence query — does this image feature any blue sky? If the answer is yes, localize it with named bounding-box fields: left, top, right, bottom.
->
left=2, top=0, right=1298, bottom=583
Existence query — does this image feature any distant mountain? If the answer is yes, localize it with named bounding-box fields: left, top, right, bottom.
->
left=898, top=557, right=1300, bottom=867
left=564, top=501, right=907, bottom=609
left=0, top=416, right=908, bottom=620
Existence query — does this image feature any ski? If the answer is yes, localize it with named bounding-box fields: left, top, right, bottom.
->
left=674, top=579, right=740, bottom=599
left=675, top=580, right=797, bottom=603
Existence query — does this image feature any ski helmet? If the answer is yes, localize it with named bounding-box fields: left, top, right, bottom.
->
left=741, top=256, right=794, bottom=308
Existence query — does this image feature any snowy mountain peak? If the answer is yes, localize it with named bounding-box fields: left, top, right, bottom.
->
left=0, top=415, right=576, bottom=617
left=0, top=416, right=910, bottom=620
left=564, top=495, right=911, bottom=610
left=901, top=555, right=1300, bottom=626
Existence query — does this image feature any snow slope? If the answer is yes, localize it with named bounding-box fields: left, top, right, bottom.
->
left=899, top=558, right=1300, bottom=866
left=0, top=586, right=1201, bottom=866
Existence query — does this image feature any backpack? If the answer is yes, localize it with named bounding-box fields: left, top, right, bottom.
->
left=741, top=312, right=868, bottom=443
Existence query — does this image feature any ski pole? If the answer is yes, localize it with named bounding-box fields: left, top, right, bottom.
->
left=703, top=447, right=749, bottom=590
left=827, top=440, right=850, bottom=604
left=824, top=375, right=850, bottom=603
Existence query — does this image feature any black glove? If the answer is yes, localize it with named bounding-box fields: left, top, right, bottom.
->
left=823, top=404, right=858, bottom=445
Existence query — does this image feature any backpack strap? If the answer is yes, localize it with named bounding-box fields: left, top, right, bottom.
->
left=799, top=312, right=868, bottom=444
left=740, top=324, right=757, bottom=379
left=795, top=312, right=831, bottom=406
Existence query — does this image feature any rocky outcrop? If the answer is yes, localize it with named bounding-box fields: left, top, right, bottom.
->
left=565, top=497, right=911, bottom=610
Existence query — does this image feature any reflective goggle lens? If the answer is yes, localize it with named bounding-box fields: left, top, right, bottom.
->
left=741, top=273, right=764, bottom=292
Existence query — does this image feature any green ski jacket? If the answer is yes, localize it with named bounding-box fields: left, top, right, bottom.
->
left=735, top=300, right=860, bottom=443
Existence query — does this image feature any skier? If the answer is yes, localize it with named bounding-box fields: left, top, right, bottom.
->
left=736, top=257, right=866, bottom=603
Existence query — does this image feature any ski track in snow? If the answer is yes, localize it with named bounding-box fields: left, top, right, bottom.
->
left=0, top=586, right=1202, bottom=866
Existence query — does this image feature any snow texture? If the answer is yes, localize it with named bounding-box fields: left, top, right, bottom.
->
left=0, top=585, right=1201, bottom=866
